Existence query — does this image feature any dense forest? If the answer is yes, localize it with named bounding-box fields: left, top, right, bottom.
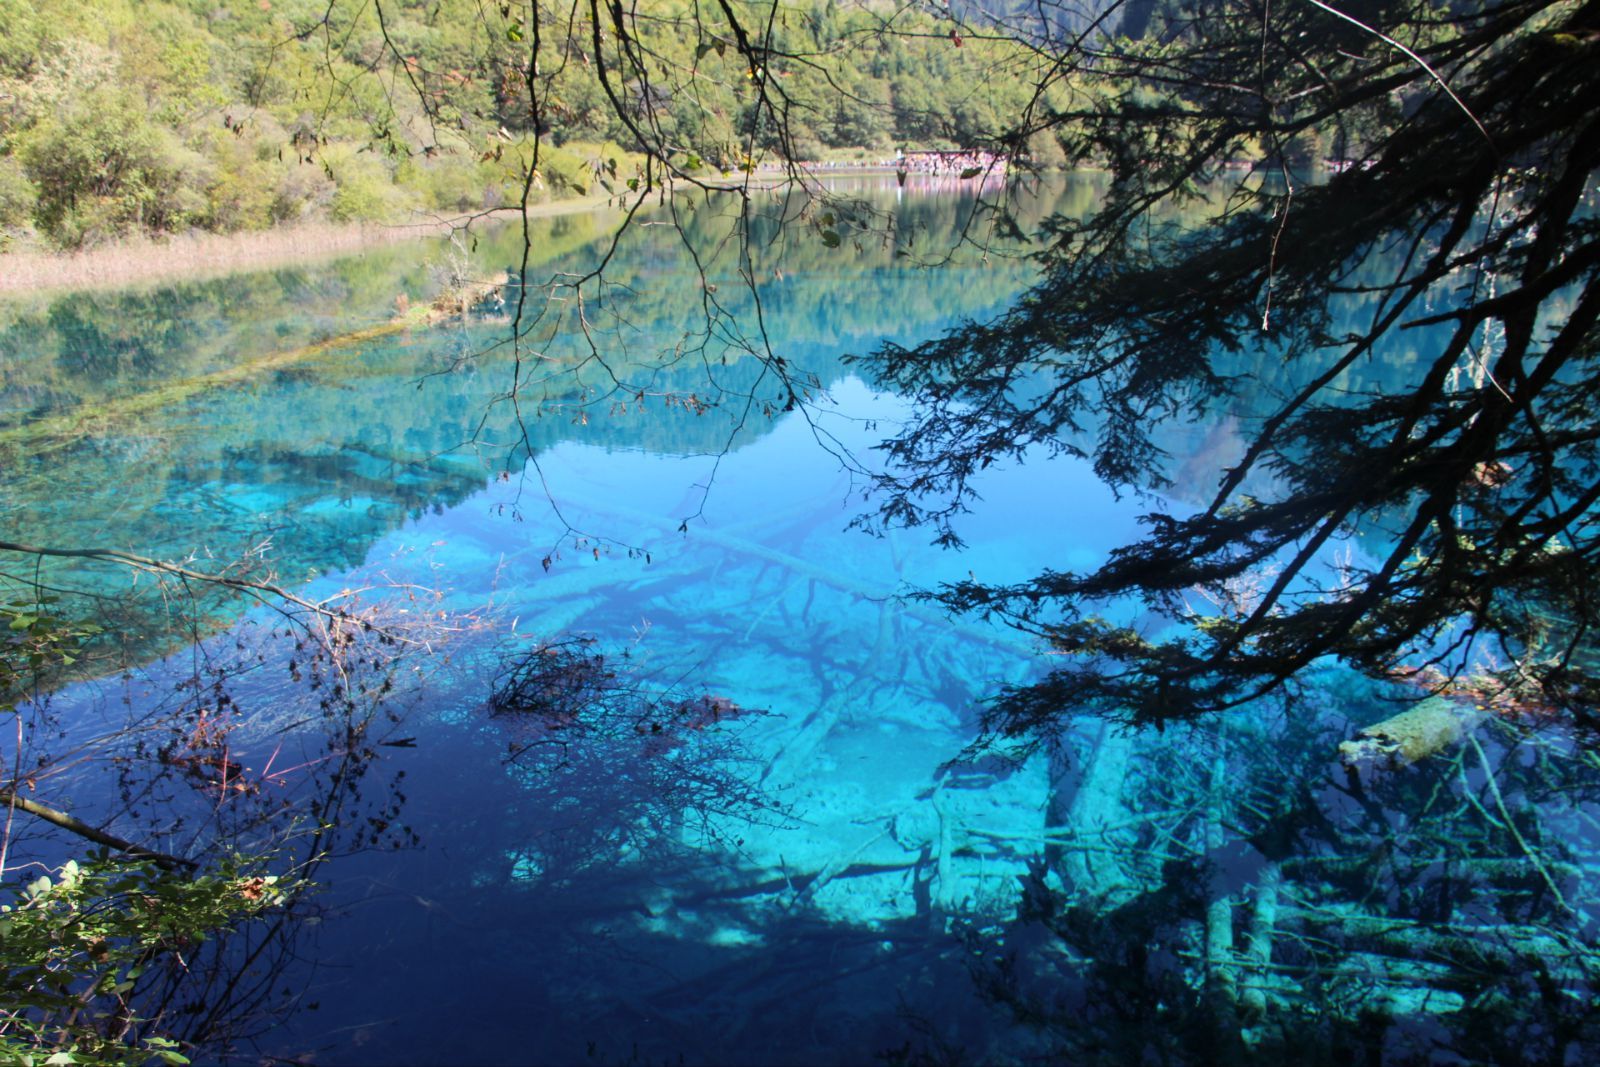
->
left=0, top=0, right=1056, bottom=249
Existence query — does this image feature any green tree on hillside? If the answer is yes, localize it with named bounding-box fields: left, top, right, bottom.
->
left=0, top=0, right=1046, bottom=249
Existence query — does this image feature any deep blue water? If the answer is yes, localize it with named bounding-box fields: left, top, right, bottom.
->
left=3, top=179, right=1599, bottom=1065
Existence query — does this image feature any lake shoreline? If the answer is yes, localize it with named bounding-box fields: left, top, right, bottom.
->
left=0, top=166, right=1011, bottom=298
left=0, top=195, right=623, bottom=298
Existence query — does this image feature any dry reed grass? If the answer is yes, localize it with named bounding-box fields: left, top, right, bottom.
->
left=0, top=197, right=615, bottom=296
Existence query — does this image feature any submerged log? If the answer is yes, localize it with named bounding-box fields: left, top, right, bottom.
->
left=1283, top=904, right=1591, bottom=975
left=394, top=271, right=509, bottom=327
left=1240, top=862, right=1281, bottom=1015
left=3, top=274, right=507, bottom=454
left=1284, top=854, right=1582, bottom=884
left=1203, top=755, right=1237, bottom=1008
left=930, top=783, right=958, bottom=913
left=1048, top=721, right=1136, bottom=900
left=1338, top=696, right=1488, bottom=771
left=543, top=492, right=1039, bottom=659
left=1224, top=952, right=1468, bottom=1016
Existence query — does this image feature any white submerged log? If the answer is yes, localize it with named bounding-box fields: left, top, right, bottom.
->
left=1282, top=904, right=1592, bottom=974
left=1240, top=861, right=1282, bottom=1015
left=1203, top=754, right=1238, bottom=1007
left=1048, top=720, right=1136, bottom=900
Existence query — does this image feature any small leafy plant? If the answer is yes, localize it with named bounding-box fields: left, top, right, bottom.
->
left=0, top=597, right=101, bottom=712
left=0, top=855, right=298, bottom=1066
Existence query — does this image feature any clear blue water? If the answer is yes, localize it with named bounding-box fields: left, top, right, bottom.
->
left=3, top=179, right=1599, bottom=1064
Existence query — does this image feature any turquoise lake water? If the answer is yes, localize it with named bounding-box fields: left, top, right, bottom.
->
left=3, top=179, right=1598, bottom=1064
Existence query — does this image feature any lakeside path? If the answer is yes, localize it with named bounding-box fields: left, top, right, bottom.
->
left=0, top=194, right=622, bottom=297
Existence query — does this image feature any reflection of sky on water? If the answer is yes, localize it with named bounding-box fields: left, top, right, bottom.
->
left=35, top=365, right=1133, bottom=1064
left=6, top=185, right=1133, bottom=1062
left=10, top=180, right=1600, bottom=1064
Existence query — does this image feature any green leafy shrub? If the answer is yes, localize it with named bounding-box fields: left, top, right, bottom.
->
left=0, top=154, right=36, bottom=243
left=0, top=0, right=45, bottom=77
left=0, top=855, right=298, bottom=1067
left=18, top=85, right=207, bottom=247
left=269, top=160, right=335, bottom=224
left=395, top=151, right=492, bottom=213
left=194, top=125, right=277, bottom=231
left=324, top=146, right=411, bottom=222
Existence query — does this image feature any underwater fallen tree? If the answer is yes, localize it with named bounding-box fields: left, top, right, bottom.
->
left=958, top=689, right=1600, bottom=1061
left=0, top=272, right=507, bottom=454
left=0, top=789, right=196, bottom=870
left=1338, top=696, right=1488, bottom=771
left=1278, top=903, right=1596, bottom=979
left=1044, top=719, right=1137, bottom=902
left=543, top=492, right=1039, bottom=658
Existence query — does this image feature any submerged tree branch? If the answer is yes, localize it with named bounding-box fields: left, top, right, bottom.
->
left=0, top=789, right=195, bottom=870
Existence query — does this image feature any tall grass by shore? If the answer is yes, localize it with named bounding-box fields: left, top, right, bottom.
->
left=0, top=198, right=615, bottom=296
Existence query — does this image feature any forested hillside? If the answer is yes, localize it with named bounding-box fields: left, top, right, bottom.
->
left=0, top=0, right=1050, bottom=250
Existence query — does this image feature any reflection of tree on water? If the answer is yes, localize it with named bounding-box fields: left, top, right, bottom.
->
left=2, top=601, right=436, bottom=1062
left=485, top=637, right=785, bottom=885
left=963, top=692, right=1600, bottom=1064
left=426, top=487, right=1600, bottom=1063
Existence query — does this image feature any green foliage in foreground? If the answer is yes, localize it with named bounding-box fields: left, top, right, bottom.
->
left=1, top=605, right=302, bottom=1066
left=0, top=855, right=298, bottom=1066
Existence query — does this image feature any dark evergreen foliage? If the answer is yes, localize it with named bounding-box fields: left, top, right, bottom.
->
left=860, top=0, right=1600, bottom=731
